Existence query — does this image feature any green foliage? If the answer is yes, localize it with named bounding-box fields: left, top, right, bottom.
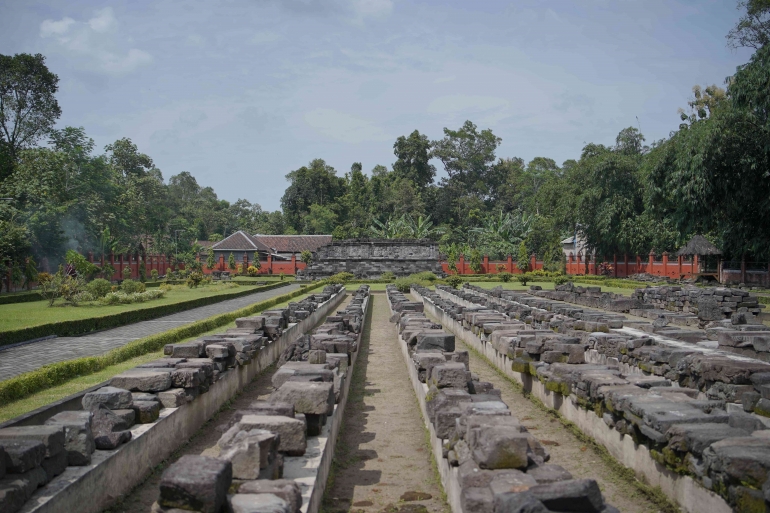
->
left=150, top=269, right=159, bottom=281
left=445, top=275, right=463, bottom=289
left=120, top=279, right=145, bottom=294
left=498, top=272, right=513, bottom=283
left=247, top=266, right=259, bottom=277
left=37, top=271, right=60, bottom=306
left=468, top=248, right=483, bottom=273
left=470, top=210, right=534, bottom=260
left=370, top=213, right=443, bottom=239
left=326, top=272, right=355, bottom=284
left=65, top=250, right=98, bottom=278
left=553, top=275, right=570, bottom=286
left=394, top=277, right=414, bottom=292
left=300, top=250, right=313, bottom=265
left=86, top=278, right=112, bottom=298
left=186, top=271, right=204, bottom=288
left=381, top=271, right=396, bottom=281
left=516, top=274, right=529, bottom=286
left=228, top=252, right=236, bottom=270
left=0, top=282, right=322, bottom=405
left=100, top=289, right=165, bottom=305
left=411, top=271, right=438, bottom=282
left=516, top=242, right=530, bottom=273
left=122, top=267, right=132, bottom=280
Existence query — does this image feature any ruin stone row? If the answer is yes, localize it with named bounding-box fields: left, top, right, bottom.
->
left=151, top=285, right=369, bottom=513
left=386, top=285, right=619, bottom=513
left=429, top=283, right=770, bottom=512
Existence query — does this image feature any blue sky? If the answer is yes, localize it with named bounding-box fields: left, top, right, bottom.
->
left=0, top=0, right=754, bottom=211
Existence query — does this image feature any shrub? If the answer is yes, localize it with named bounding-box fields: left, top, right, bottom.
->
left=100, top=289, right=166, bottom=305
left=59, top=274, right=86, bottom=306
left=411, top=271, right=438, bottom=282
left=236, top=263, right=243, bottom=275
left=280, top=272, right=285, bottom=281
left=86, top=278, right=112, bottom=298
left=121, top=279, right=146, bottom=294
left=228, top=252, right=236, bottom=271
left=122, top=267, right=132, bottom=280
left=247, top=266, right=259, bottom=277
left=151, top=269, right=159, bottom=281
left=187, top=271, right=204, bottom=288
left=445, top=275, right=463, bottom=289
left=469, top=248, right=483, bottom=273
left=37, top=272, right=59, bottom=306
left=65, top=250, right=99, bottom=278
left=73, top=291, right=96, bottom=303
left=516, top=242, right=529, bottom=273
left=553, top=275, right=570, bottom=286
left=498, top=272, right=513, bottom=283
left=516, top=274, right=529, bottom=286
left=165, top=268, right=173, bottom=280
left=301, top=250, right=313, bottom=265
left=327, top=272, right=355, bottom=284
left=381, top=271, right=396, bottom=281
left=394, top=277, right=414, bottom=293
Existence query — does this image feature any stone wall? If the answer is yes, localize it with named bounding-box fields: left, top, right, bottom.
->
left=298, top=239, right=444, bottom=279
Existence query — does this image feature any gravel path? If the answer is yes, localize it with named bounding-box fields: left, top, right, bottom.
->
left=0, top=284, right=299, bottom=381
left=322, top=294, right=449, bottom=513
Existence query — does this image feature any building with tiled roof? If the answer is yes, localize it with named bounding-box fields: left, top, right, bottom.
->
left=210, top=231, right=273, bottom=264
left=253, top=234, right=333, bottom=259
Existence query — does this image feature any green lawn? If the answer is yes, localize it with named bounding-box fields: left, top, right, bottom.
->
left=468, top=281, right=636, bottom=296
left=0, top=282, right=264, bottom=333
left=0, top=288, right=321, bottom=423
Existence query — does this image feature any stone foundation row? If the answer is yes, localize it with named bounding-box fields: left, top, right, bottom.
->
left=386, top=285, right=619, bottom=513
left=419, top=284, right=769, bottom=512
left=0, top=285, right=349, bottom=513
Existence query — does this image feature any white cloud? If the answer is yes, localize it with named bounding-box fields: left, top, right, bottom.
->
left=39, top=10, right=151, bottom=75
left=40, top=17, right=75, bottom=37
left=304, top=108, right=390, bottom=143
left=88, top=7, right=116, bottom=33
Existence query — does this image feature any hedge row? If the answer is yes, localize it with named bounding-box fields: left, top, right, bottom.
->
left=0, top=282, right=291, bottom=347
left=0, top=282, right=323, bottom=406
left=0, top=291, right=43, bottom=306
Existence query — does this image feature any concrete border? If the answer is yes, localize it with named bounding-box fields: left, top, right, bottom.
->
left=19, top=288, right=348, bottom=513
left=417, top=287, right=731, bottom=513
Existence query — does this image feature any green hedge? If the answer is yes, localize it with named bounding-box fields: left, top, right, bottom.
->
left=759, top=296, right=770, bottom=306
left=0, top=282, right=292, bottom=347
left=0, top=291, right=43, bottom=306
left=0, top=282, right=326, bottom=406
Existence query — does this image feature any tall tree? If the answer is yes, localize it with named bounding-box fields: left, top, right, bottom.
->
left=392, top=130, right=435, bottom=188
left=727, top=0, right=770, bottom=49
left=280, top=159, right=346, bottom=232
left=0, top=53, right=61, bottom=180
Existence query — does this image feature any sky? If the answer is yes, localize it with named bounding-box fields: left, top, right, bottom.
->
left=0, top=0, right=755, bottom=211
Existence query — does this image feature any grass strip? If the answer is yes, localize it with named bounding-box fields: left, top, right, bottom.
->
left=0, top=282, right=323, bottom=407
left=0, top=282, right=291, bottom=347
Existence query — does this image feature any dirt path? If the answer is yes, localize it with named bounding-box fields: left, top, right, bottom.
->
left=457, top=340, right=661, bottom=513
left=322, top=294, right=449, bottom=513
left=105, top=295, right=352, bottom=513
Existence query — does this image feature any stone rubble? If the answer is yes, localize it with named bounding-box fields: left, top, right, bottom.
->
left=425, top=282, right=770, bottom=512
left=387, top=284, right=619, bottom=513
left=151, top=285, right=370, bottom=513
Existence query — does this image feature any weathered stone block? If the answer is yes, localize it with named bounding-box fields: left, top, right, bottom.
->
left=237, top=479, right=302, bottom=513
left=133, top=400, right=161, bottom=424
left=0, top=426, right=64, bottom=458
left=234, top=415, right=306, bottom=456
left=493, top=491, right=548, bottom=513
left=82, top=386, right=133, bottom=411
left=469, top=426, right=529, bottom=470
left=528, top=479, right=604, bottom=512
left=44, top=410, right=95, bottom=466
left=229, top=493, right=290, bottom=513
left=429, top=363, right=468, bottom=389
left=0, top=440, right=45, bottom=473
left=159, top=455, right=232, bottom=513
left=158, top=388, right=188, bottom=408
left=111, top=368, right=172, bottom=392
left=91, top=405, right=132, bottom=450
left=40, top=449, right=67, bottom=481
left=270, top=382, right=334, bottom=415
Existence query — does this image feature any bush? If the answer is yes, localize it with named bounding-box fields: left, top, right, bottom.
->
left=516, top=274, right=529, bottom=286
left=445, top=275, right=463, bottom=289
left=553, top=275, right=570, bottom=286
left=247, top=266, right=259, bottom=277
left=327, top=272, right=355, bottom=284
left=86, top=278, right=113, bottom=298
left=280, top=272, right=285, bottom=281
left=100, top=289, right=166, bottom=305
left=186, top=271, right=204, bottom=288
left=381, top=271, right=396, bottom=281
left=165, top=268, right=173, bottom=280
left=498, top=272, right=513, bottom=283
left=121, top=279, right=146, bottom=294
left=59, top=275, right=86, bottom=306
left=411, top=271, right=438, bottom=282
left=73, top=291, right=96, bottom=303
left=37, top=272, right=59, bottom=306
left=394, top=277, right=414, bottom=292
left=122, top=267, right=132, bottom=280
left=151, top=269, right=159, bottom=281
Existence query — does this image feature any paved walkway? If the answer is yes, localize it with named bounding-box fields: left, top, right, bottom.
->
left=0, top=284, right=300, bottom=382
left=322, top=294, right=448, bottom=513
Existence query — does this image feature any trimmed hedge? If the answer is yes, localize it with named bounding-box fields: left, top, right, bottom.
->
left=0, top=281, right=325, bottom=406
left=0, top=282, right=291, bottom=347
left=0, top=291, right=43, bottom=306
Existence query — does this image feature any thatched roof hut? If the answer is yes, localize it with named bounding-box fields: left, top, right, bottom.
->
left=676, top=235, right=722, bottom=256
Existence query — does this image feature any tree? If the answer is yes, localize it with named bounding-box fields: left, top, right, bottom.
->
left=727, top=0, right=770, bottom=50
left=470, top=210, right=534, bottom=260
left=228, top=252, right=236, bottom=271
left=206, top=248, right=215, bottom=270
left=301, top=250, right=312, bottom=266
left=104, top=138, right=154, bottom=178
left=393, top=130, right=435, bottom=188
left=281, top=159, right=346, bottom=232
left=516, top=241, right=530, bottom=273
left=0, top=53, right=61, bottom=178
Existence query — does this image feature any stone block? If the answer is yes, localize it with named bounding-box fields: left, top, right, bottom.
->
left=159, top=455, right=232, bottom=513
left=158, top=388, right=188, bottom=408
left=429, top=363, right=468, bottom=389
left=493, top=491, right=548, bottom=513
left=170, top=342, right=204, bottom=359
left=526, top=464, right=573, bottom=484
left=488, top=469, right=537, bottom=496
left=205, top=345, right=230, bottom=359
left=219, top=437, right=261, bottom=480
left=246, top=401, right=295, bottom=418
left=0, top=426, right=64, bottom=458
left=469, top=426, right=529, bottom=470
left=112, top=409, right=136, bottom=427
left=270, top=382, right=334, bottom=415
left=529, top=479, right=604, bottom=512
left=415, top=333, right=455, bottom=352
left=0, top=440, right=45, bottom=473
left=82, top=386, right=133, bottom=410
left=133, top=400, right=161, bottom=424
left=91, top=405, right=132, bottom=450
left=307, top=350, right=326, bottom=364
left=40, top=450, right=67, bottom=481
left=44, top=410, right=95, bottom=466
left=229, top=493, right=291, bottom=513
left=234, top=415, right=306, bottom=456
left=110, top=368, right=173, bottom=392
left=238, top=479, right=302, bottom=513
left=171, top=368, right=201, bottom=389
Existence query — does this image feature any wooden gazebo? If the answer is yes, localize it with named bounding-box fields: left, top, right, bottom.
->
left=676, top=235, right=722, bottom=280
